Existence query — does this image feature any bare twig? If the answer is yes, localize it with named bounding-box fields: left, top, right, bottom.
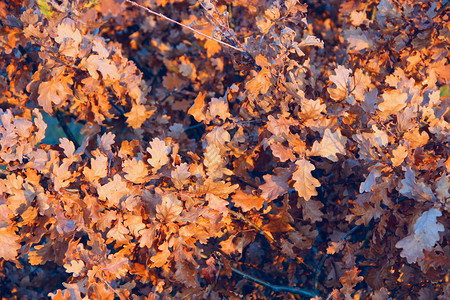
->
left=314, top=224, right=362, bottom=292
left=99, top=273, right=127, bottom=300
left=228, top=209, right=314, bottom=272
left=55, top=109, right=81, bottom=149
left=0, top=168, right=11, bottom=177
left=228, top=210, right=275, bottom=244
left=124, top=0, right=244, bottom=52
left=199, top=253, right=317, bottom=298
left=197, top=0, right=244, bottom=50
left=231, top=266, right=317, bottom=298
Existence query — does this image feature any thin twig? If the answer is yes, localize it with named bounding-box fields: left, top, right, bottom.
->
left=55, top=109, right=81, bottom=149
left=184, top=122, right=204, bottom=131
left=231, top=266, right=317, bottom=298
left=99, top=273, right=127, bottom=300
left=124, top=0, right=244, bottom=52
left=0, top=168, right=11, bottom=177
left=228, top=209, right=314, bottom=270
left=228, top=210, right=275, bottom=244
left=197, top=0, right=243, bottom=50
left=314, top=224, right=362, bottom=293
left=199, top=253, right=317, bottom=298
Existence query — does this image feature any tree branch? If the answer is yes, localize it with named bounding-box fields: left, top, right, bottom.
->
left=231, top=266, right=317, bottom=298
left=55, top=109, right=81, bottom=149
left=314, top=224, right=362, bottom=292
left=124, top=0, right=244, bottom=52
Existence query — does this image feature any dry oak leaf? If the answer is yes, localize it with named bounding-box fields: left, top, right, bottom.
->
left=205, top=193, right=229, bottom=216
left=178, top=55, right=197, bottom=80
left=106, top=216, right=130, bottom=244
left=300, top=98, right=326, bottom=120
left=38, top=75, right=73, bottom=113
left=139, top=226, right=156, bottom=248
left=97, top=174, right=129, bottom=207
left=204, top=39, right=221, bottom=58
left=267, top=115, right=298, bottom=136
left=395, top=208, right=445, bottom=264
left=123, top=157, right=148, bottom=184
left=343, top=26, right=374, bottom=51
left=156, top=193, right=183, bottom=223
left=340, top=267, right=364, bottom=297
left=63, top=259, right=85, bottom=277
left=59, top=138, right=75, bottom=158
left=262, top=209, right=295, bottom=233
left=188, top=92, right=206, bottom=122
left=171, top=163, right=191, bottom=189
left=52, top=160, right=72, bottom=191
left=147, top=138, right=171, bottom=171
left=436, top=175, right=450, bottom=201
left=299, top=35, right=324, bottom=48
left=84, top=55, right=119, bottom=80
left=98, top=132, right=115, bottom=152
left=208, top=97, right=231, bottom=121
left=125, top=104, right=154, bottom=129
left=0, top=226, right=20, bottom=261
left=259, top=169, right=290, bottom=201
left=232, top=190, right=265, bottom=212
left=124, top=214, right=146, bottom=236
left=270, top=142, right=296, bottom=162
left=377, top=89, right=408, bottom=119
left=55, top=18, right=82, bottom=57
left=293, top=159, right=321, bottom=201
left=204, top=143, right=232, bottom=180
left=204, top=126, right=231, bottom=150
left=391, top=143, right=408, bottom=167
left=190, top=178, right=238, bottom=198
left=350, top=10, right=368, bottom=26
left=300, top=199, right=324, bottom=222
left=328, top=65, right=352, bottom=101
left=246, top=67, right=271, bottom=97
left=83, top=154, right=108, bottom=183
left=219, top=235, right=237, bottom=255
left=327, top=241, right=344, bottom=255
left=308, top=128, right=347, bottom=162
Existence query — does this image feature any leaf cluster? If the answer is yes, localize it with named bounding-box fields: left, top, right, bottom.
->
left=0, top=0, right=449, bottom=299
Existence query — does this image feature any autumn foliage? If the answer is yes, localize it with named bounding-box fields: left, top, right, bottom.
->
left=0, top=0, right=449, bottom=298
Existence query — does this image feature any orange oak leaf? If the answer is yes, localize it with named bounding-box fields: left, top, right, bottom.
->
left=378, top=89, right=408, bottom=119
left=156, top=194, right=183, bottom=223
left=246, top=67, right=271, bottom=97
left=84, top=54, right=119, bottom=80
left=232, top=190, right=265, bottom=212
left=188, top=92, right=206, bottom=122
left=147, top=137, right=171, bottom=171
left=0, top=226, right=20, bottom=261
left=259, top=168, right=291, bottom=201
left=123, top=157, right=148, bottom=184
left=292, top=159, right=321, bottom=201
left=37, top=75, right=73, bottom=113
left=83, top=154, right=108, bottom=183
left=270, top=142, right=296, bottom=162
left=97, top=174, right=129, bottom=207
left=328, top=65, right=352, bottom=101
left=151, top=241, right=171, bottom=268
left=125, top=104, right=154, bottom=129
left=308, top=128, right=347, bottom=162
left=267, top=115, right=298, bottom=136
left=171, top=163, right=191, bottom=189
